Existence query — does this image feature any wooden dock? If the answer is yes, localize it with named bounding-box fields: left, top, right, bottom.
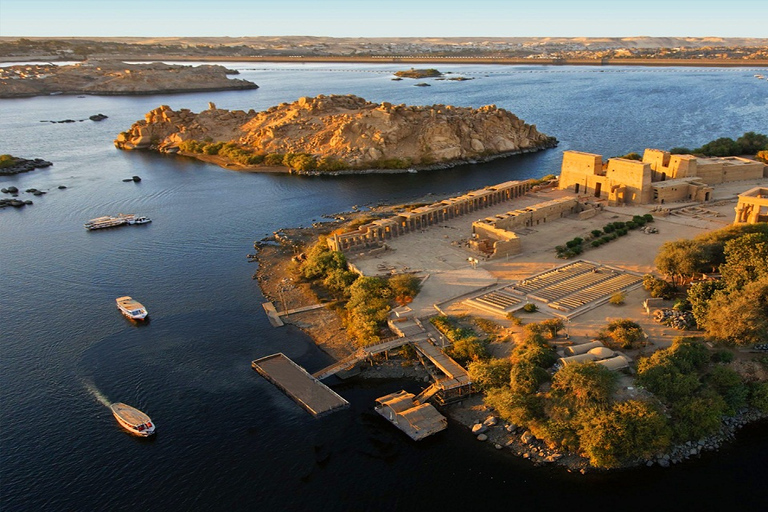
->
left=252, top=353, right=349, bottom=417
left=261, top=302, right=284, bottom=327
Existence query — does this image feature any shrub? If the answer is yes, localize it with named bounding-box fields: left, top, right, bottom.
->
left=506, top=313, right=523, bottom=326
left=609, top=292, right=626, bottom=305
left=591, top=230, right=603, bottom=238
left=522, top=303, right=538, bottom=313
left=749, top=381, right=768, bottom=412
left=643, top=214, right=654, bottom=223
left=710, top=349, right=734, bottom=364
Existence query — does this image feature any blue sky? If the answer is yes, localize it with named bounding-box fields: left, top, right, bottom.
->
left=1, top=0, right=766, bottom=38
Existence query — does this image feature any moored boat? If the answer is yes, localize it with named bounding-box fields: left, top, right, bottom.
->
left=110, top=402, right=156, bottom=437
left=116, top=296, right=148, bottom=320
left=84, top=213, right=150, bottom=230
left=126, top=215, right=151, bottom=225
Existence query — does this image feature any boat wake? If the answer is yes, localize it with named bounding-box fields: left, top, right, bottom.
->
left=82, top=379, right=112, bottom=408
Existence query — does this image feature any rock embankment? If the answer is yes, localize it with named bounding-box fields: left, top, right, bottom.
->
left=114, top=94, right=557, bottom=172
left=0, top=61, right=258, bottom=98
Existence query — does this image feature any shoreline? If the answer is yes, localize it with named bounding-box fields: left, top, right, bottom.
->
left=5, top=55, right=768, bottom=68
left=253, top=193, right=768, bottom=473
left=159, top=142, right=559, bottom=176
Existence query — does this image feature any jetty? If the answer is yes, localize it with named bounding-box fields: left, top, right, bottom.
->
left=374, top=390, right=447, bottom=441
left=252, top=353, right=349, bottom=417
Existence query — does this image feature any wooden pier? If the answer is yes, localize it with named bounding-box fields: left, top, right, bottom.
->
left=252, top=353, right=349, bottom=417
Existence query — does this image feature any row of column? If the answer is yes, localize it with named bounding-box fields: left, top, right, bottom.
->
left=330, top=182, right=530, bottom=251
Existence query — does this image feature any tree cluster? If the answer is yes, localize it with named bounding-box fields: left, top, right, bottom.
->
left=636, top=337, right=768, bottom=441
left=670, top=131, right=768, bottom=157
left=474, top=321, right=668, bottom=468
left=297, top=239, right=421, bottom=346
left=654, top=224, right=768, bottom=345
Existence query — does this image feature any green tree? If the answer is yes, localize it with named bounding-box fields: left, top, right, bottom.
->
left=446, top=336, right=489, bottom=364
left=705, top=277, right=768, bottom=346
left=388, top=274, right=421, bottom=306
left=707, top=365, right=749, bottom=414
left=299, top=241, right=347, bottom=279
left=484, top=387, right=545, bottom=428
left=719, top=233, right=768, bottom=291
left=508, top=361, right=550, bottom=395
left=467, top=358, right=513, bottom=390
left=735, top=131, right=768, bottom=154
left=671, top=391, right=726, bottom=441
left=655, top=239, right=709, bottom=285
left=687, top=279, right=726, bottom=329
left=579, top=400, right=671, bottom=469
left=598, top=319, right=645, bottom=349
left=539, top=318, right=565, bottom=339
left=550, top=362, right=617, bottom=408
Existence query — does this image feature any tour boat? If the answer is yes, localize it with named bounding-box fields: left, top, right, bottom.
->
left=110, top=402, right=156, bottom=437
left=116, top=296, right=148, bottom=320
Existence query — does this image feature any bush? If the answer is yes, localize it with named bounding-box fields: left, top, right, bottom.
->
left=643, top=214, right=654, bottom=223
left=509, top=361, right=550, bottom=394
left=591, top=230, right=603, bottom=238
left=522, top=303, right=538, bottom=313
left=506, top=313, right=523, bottom=326
left=591, top=240, right=602, bottom=248
left=749, top=381, right=768, bottom=412
left=609, top=292, right=626, bottom=305
left=710, top=349, right=734, bottom=364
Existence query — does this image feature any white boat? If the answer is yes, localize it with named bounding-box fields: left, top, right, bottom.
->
left=126, top=216, right=151, bottom=225
left=116, top=296, right=148, bottom=320
left=110, top=402, right=156, bottom=437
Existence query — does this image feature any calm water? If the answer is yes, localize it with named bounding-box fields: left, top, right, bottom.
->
left=1, top=63, right=767, bottom=511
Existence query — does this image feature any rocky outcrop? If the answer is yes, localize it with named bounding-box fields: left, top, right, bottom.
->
left=114, top=94, right=557, bottom=172
left=0, top=157, right=53, bottom=176
left=0, top=61, right=258, bottom=98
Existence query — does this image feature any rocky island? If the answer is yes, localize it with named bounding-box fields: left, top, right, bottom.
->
left=0, top=60, right=258, bottom=98
left=114, top=94, right=557, bottom=173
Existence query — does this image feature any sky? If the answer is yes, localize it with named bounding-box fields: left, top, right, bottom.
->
left=0, top=0, right=766, bottom=38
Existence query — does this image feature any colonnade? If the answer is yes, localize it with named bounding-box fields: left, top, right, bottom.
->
left=327, top=180, right=532, bottom=252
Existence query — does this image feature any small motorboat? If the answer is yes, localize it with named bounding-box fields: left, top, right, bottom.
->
left=110, top=402, right=156, bottom=437
left=126, top=216, right=151, bottom=225
left=116, top=296, right=148, bottom=320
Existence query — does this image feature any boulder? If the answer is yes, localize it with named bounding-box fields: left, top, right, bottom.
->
left=471, top=423, right=487, bottom=434
left=476, top=434, right=488, bottom=442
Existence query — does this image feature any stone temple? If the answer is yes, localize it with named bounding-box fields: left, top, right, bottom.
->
left=557, top=148, right=766, bottom=205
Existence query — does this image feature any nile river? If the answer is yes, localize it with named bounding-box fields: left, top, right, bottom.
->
left=1, top=63, right=767, bottom=511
